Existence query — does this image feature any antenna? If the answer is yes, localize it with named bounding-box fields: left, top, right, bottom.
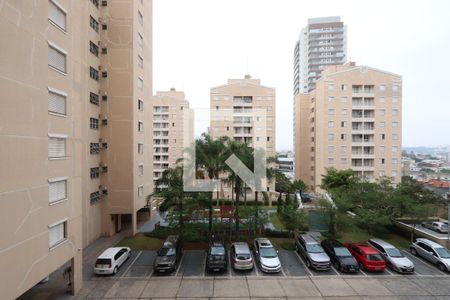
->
left=246, top=56, right=249, bottom=74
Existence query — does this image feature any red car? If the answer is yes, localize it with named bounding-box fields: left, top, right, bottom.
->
left=344, top=243, right=385, bottom=272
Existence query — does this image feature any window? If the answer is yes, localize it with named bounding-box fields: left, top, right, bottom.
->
left=267, top=136, right=270, bottom=142
left=381, top=158, right=385, bottom=164
left=48, top=43, right=66, bottom=73
left=393, top=96, right=399, bottom=103
left=392, top=158, right=398, bottom=164
left=90, top=0, right=99, bottom=7
left=328, top=96, right=334, bottom=102
left=341, top=158, right=347, bottom=165
left=90, top=66, right=99, bottom=81
left=138, top=10, right=143, bottom=25
left=392, top=109, right=399, bottom=116
left=90, top=143, right=100, bottom=154
left=328, top=146, right=334, bottom=153
left=90, top=16, right=99, bottom=32
left=90, top=92, right=99, bottom=105
left=90, top=167, right=100, bottom=179
left=328, top=158, right=334, bottom=165
left=89, top=41, right=99, bottom=56
left=328, top=109, right=335, bottom=115
left=341, top=84, right=347, bottom=91
left=328, top=133, right=334, bottom=141
left=138, top=77, right=143, bottom=89
left=90, top=118, right=99, bottom=130
left=379, top=85, right=386, bottom=91
left=138, top=143, right=144, bottom=154
left=392, top=146, right=398, bottom=152
left=392, top=121, right=398, bottom=127
left=138, top=185, right=144, bottom=197
left=328, top=121, right=334, bottom=128
left=48, top=0, right=66, bottom=31
left=393, top=134, right=399, bottom=140
left=392, top=171, right=398, bottom=177
left=379, top=97, right=385, bottom=103
left=342, top=109, right=347, bottom=115
left=341, top=121, right=347, bottom=128
left=341, top=96, right=348, bottom=103
left=138, top=33, right=143, bottom=48
left=341, top=134, right=347, bottom=140
left=49, top=220, right=67, bottom=248
left=341, top=146, right=347, bottom=154
left=380, top=121, right=385, bottom=128
left=381, top=133, right=385, bottom=140
left=90, top=191, right=101, bottom=204
left=48, top=88, right=67, bottom=115
left=138, top=55, right=143, bottom=68
left=267, top=106, right=272, bottom=112
left=379, top=109, right=386, bottom=116
left=138, top=99, right=143, bottom=111
left=48, top=179, right=67, bottom=204
left=380, top=146, right=385, bottom=153
left=138, top=164, right=143, bottom=176
left=48, top=136, right=66, bottom=158
left=138, top=121, right=143, bottom=132
left=328, top=83, right=335, bottom=90
left=392, top=84, right=399, bottom=92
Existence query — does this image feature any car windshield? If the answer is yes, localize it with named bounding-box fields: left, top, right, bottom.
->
left=435, top=247, right=450, bottom=258
left=211, top=246, right=225, bottom=256
left=158, top=247, right=175, bottom=256
left=366, top=254, right=383, bottom=261
left=386, top=248, right=404, bottom=258
left=260, top=247, right=278, bottom=258
left=334, top=247, right=352, bottom=257
left=306, top=244, right=324, bottom=253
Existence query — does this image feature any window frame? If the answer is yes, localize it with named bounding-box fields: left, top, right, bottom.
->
left=48, top=219, right=68, bottom=249
left=48, top=0, right=67, bottom=32
left=48, top=87, right=67, bottom=116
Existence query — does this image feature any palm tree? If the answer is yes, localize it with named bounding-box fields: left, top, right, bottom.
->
left=195, top=133, right=229, bottom=237
left=155, top=166, right=185, bottom=237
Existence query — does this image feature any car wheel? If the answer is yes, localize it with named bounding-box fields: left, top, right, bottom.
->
left=333, top=261, right=340, bottom=270
left=359, top=262, right=364, bottom=271
left=113, top=267, right=118, bottom=275
left=306, top=259, right=312, bottom=268
left=410, top=248, right=418, bottom=256
left=438, top=263, right=447, bottom=272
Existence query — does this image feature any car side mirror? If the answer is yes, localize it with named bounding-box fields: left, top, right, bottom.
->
left=255, top=250, right=259, bottom=253
left=277, top=250, right=279, bottom=254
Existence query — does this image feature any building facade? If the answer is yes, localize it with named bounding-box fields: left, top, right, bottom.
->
left=294, top=63, right=402, bottom=191
left=0, top=0, right=152, bottom=298
left=210, top=75, right=276, bottom=198
left=293, top=16, right=347, bottom=95
left=151, top=88, right=194, bottom=189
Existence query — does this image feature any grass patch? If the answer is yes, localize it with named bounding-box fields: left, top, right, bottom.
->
left=269, top=213, right=285, bottom=230
left=269, top=237, right=294, bottom=250
left=116, top=233, right=164, bottom=250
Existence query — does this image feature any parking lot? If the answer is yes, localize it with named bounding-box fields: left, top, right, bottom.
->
left=86, top=248, right=449, bottom=280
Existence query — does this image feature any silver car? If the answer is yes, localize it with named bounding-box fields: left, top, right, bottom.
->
left=231, top=242, right=254, bottom=270
left=254, top=238, right=281, bottom=273
left=368, top=238, right=414, bottom=273
left=410, top=238, right=450, bottom=272
left=295, top=234, right=330, bottom=270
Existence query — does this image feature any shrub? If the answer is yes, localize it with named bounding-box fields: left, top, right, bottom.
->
left=264, top=228, right=291, bottom=238
left=281, top=241, right=296, bottom=251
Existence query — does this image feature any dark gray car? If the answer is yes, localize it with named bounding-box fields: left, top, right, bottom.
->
left=153, top=235, right=182, bottom=273
left=295, top=234, right=331, bottom=270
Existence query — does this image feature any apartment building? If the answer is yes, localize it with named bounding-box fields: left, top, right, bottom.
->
left=210, top=75, right=276, bottom=198
left=151, top=88, right=194, bottom=189
left=294, top=63, right=402, bottom=191
left=0, top=0, right=152, bottom=298
left=293, top=16, right=347, bottom=95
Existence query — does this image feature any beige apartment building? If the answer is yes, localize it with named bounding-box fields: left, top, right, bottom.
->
left=0, top=0, right=152, bottom=298
left=210, top=75, right=276, bottom=198
left=151, top=88, right=194, bottom=189
left=294, top=63, right=402, bottom=191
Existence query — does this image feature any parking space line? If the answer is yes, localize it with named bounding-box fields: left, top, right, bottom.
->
left=147, top=269, right=154, bottom=278
left=201, top=253, right=206, bottom=277
left=330, top=264, right=341, bottom=276
left=403, top=250, right=447, bottom=276
left=121, top=251, right=142, bottom=278
left=175, top=253, right=184, bottom=276
left=280, top=265, right=287, bottom=277
left=385, top=268, right=394, bottom=275
left=294, top=250, right=313, bottom=276
left=359, top=268, right=368, bottom=276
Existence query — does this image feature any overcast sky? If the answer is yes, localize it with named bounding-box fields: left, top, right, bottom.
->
left=153, top=0, right=450, bottom=151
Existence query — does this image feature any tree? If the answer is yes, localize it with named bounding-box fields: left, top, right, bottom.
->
left=321, top=168, right=358, bottom=191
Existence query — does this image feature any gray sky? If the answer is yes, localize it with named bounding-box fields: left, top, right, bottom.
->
left=153, top=0, right=450, bottom=151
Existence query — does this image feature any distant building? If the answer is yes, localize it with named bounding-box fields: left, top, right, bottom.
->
left=277, top=157, right=295, bottom=180
left=294, top=63, right=402, bottom=191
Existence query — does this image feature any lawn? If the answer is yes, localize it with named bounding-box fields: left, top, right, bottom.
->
left=269, top=213, right=285, bottom=230
left=116, top=233, right=164, bottom=250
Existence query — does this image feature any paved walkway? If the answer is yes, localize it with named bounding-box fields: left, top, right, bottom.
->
left=139, top=212, right=166, bottom=233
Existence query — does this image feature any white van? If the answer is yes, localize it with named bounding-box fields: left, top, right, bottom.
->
left=94, top=247, right=131, bottom=275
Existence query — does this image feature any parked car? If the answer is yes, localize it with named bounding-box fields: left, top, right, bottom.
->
left=410, top=238, right=450, bottom=272
left=94, top=247, right=131, bottom=275
left=432, top=222, right=449, bottom=233
left=368, top=238, right=414, bottom=273
left=206, top=240, right=227, bottom=272
left=253, top=238, right=281, bottom=273
left=295, top=234, right=330, bottom=270
left=230, top=242, right=254, bottom=270
left=344, top=243, right=385, bottom=272
left=153, top=235, right=182, bottom=273
left=321, top=239, right=359, bottom=273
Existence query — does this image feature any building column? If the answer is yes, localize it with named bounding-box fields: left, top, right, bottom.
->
left=70, top=251, right=82, bottom=296
left=132, top=211, right=138, bottom=236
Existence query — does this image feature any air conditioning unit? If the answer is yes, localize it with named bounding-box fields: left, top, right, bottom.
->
left=101, top=0, right=107, bottom=7
left=102, top=71, right=108, bottom=78
left=101, top=165, right=108, bottom=173
left=98, top=65, right=102, bottom=70
left=101, top=47, right=107, bottom=54
left=102, top=118, right=108, bottom=126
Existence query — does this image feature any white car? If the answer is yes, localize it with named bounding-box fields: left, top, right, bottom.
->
left=94, top=247, right=131, bottom=275
left=432, top=222, right=448, bottom=233
left=253, top=238, right=281, bottom=273
left=368, top=238, right=414, bottom=273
